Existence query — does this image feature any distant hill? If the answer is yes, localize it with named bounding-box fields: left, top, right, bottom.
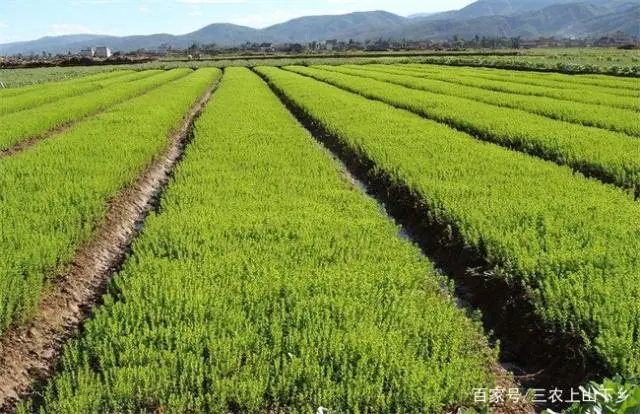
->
left=580, top=3, right=640, bottom=37
left=413, top=0, right=577, bottom=22
left=407, top=12, right=436, bottom=19
left=1, top=34, right=107, bottom=55
left=410, top=0, right=635, bottom=21
left=261, top=11, right=407, bottom=42
left=454, top=0, right=576, bottom=19
left=395, top=2, right=629, bottom=40
left=185, top=23, right=263, bottom=45
left=0, top=1, right=636, bottom=55
left=393, top=1, right=639, bottom=40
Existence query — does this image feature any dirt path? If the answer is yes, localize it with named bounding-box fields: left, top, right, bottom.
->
left=0, top=79, right=219, bottom=412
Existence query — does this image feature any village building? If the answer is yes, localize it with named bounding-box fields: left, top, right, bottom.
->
left=95, top=46, right=112, bottom=58
left=79, top=47, right=95, bottom=57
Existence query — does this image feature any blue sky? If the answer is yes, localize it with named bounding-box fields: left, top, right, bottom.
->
left=0, top=0, right=476, bottom=44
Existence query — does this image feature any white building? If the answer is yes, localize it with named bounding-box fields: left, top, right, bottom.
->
left=95, top=46, right=112, bottom=58
left=80, top=47, right=95, bottom=57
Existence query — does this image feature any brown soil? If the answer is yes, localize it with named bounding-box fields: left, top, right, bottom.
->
left=0, top=79, right=218, bottom=413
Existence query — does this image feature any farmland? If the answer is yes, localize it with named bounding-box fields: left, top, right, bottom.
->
left=0, top=60, right=638, bottom=413
left=282, top=65, right=640, bottom=193
left=0, top=67, right=219, bottom=333
left=0, top=66, right=124, bottom=88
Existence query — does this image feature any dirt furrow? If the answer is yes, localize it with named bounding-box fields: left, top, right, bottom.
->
left=0, top=79, right=219, bottom=412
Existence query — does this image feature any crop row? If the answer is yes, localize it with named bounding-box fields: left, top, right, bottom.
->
left=403, top=63, right=640, bottom=99
left=387, top=64, right=640, bottom=111
left=257, top=66, right=640, bottom=378
left=22, top=67, right=498, bottom=413
left=0, top=70, right=162, bottom=116
left=0, top=68, right=219, bottom=334
left=0, top=69, right=191, bottom=151
left=285, top=65, right=640, bottom=193
left=576, top=73, right=640, bottom=90
left=411, top=55, right=640, bottom=78
left=0, top=69, right=133, bottom=98
left=476, top=65, right=640, bottom=92
left=343, top=64, right=639, bottom=136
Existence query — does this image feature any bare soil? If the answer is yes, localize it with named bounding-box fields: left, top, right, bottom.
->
left=0, top=79, right=218, bottom=412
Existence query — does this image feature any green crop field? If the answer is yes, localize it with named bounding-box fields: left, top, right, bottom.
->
left=0, top=66, right=128, bottom=89
left=0, top=61, right=638, bottom=413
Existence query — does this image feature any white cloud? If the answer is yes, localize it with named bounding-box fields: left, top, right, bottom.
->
left=139, top=6, right=149, bottom=12
left=0, top=22, right=8, bottom=29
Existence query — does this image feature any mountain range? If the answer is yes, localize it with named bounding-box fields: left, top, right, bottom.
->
left=1, top=0, right=637, bottom=55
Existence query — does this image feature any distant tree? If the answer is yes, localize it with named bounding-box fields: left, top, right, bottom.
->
left=451, top=34, right=464, bottom=50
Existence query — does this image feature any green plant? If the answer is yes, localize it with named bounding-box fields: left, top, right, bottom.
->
left=0, top=68, right=220, bottom=334
left=0, top=66, right=124, bottom=89
left=0, top=70, right=158, bottom=116
left=257, top=65, right=640, bottom=377
left=284, top=64, right=640, bottom=192
left=545, top=376, right=640, bottom=414
left=0, top=69, right=193, bottom=151
left=23, top=67, right=498, bottom=413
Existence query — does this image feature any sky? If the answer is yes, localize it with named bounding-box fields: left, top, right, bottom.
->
left=0, top=0, right=476, bottom=44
